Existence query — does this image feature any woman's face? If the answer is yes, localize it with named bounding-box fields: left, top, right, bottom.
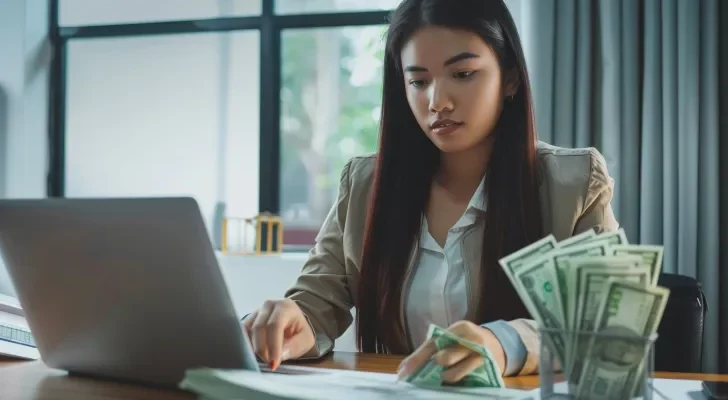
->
left=400, top=26, right=513, bottom=153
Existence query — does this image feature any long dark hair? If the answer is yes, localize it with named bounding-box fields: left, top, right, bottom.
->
left=355, top=0, right=544, bottom=354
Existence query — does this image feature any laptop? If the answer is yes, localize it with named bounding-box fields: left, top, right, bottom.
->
left=0, top=197, right=263, bottom=388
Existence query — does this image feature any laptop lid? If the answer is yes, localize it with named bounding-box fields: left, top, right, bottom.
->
left=0, top=197, right=259, bottom=387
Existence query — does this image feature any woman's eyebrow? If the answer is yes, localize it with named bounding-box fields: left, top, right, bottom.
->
left=404, top=51, right=480, bottom=72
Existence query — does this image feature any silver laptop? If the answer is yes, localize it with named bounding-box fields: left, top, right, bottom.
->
left=0, top=197, right=261, bottom=388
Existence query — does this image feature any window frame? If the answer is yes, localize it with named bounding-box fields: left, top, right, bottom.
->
left=47, top=0, right=391, bottom=248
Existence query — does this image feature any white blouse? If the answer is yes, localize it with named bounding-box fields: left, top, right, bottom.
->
left=405, top=179, right=486, bottom=348
left=403, top=178, right=526, bottom=376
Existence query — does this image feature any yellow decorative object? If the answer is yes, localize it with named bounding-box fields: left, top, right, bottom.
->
left=221, top=213, right=284, bottom=255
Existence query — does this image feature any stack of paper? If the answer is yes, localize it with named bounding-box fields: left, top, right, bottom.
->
left=179, top=368, right=535, bottom=400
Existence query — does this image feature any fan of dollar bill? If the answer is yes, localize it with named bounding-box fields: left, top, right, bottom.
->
left=499, top=228, right=671, bottom=399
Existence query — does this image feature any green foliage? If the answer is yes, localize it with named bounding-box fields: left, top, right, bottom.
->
left=280, top=31, right=318, bottom=176
left=279, top=25, right=387, bottom=210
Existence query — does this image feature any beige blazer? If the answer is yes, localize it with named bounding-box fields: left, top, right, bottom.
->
left=283, top=141, right=619, bottom=375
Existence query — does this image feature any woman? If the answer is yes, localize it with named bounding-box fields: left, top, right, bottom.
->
left=243, top=0, right=618, bottom=382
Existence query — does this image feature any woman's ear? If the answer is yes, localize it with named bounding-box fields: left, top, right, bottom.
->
left=503, top=68, right=520, bottom=98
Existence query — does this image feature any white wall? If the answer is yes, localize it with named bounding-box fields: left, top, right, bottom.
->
left=220, top=253, right=357, bottom=352
left=0, top=0, right=51, bottom=297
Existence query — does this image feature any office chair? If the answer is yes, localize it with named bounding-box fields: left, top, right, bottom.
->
left=654, top=273, right=707, bottom=373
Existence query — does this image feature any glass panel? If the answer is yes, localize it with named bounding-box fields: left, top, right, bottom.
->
left=279, top=25, right=385, bottom=247
left=275, top=0, right=400, bottom=14
left=60, top=0, right=261, bottom=26
left=65, top=31, right=260, bottom=248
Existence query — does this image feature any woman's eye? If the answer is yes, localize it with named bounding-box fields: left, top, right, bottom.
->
left=409, top=79, right=427, bottom=88
left=454, top=71, right=477, bottom=79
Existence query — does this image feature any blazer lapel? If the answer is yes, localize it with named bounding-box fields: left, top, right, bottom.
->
left=461, top=224, right=485, bottom=322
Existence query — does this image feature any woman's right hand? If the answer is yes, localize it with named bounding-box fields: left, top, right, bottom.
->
left=242, top=298, right=316, bottom=371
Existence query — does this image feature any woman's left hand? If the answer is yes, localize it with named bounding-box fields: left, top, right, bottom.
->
left=396, top=320, right=507, bottom=383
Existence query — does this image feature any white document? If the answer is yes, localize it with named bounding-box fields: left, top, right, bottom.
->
left=651, top=379, right=705, bottom=400
left=527, top=379, right=706, bottom=400
left=181, top=368, right=535, bottom=400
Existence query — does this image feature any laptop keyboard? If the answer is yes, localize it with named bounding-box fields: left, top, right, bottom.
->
left=0, top=323, right=36, bottom=348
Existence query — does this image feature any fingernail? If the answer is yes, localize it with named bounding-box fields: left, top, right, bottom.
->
left=281, top=348, right=291, bottom=361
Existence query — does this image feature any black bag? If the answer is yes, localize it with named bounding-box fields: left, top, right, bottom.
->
left=654, top=273, right=707, bottom=373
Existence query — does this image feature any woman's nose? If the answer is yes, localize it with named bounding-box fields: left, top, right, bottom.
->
left=428, top=82, right=454, bottom=113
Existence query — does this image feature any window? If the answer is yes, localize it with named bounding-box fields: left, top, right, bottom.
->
left=59, top=0, right=261, bottom=26
left=279, top=25, right=386, bottom=246
left=64, top=31, right=261, bottom=248
left=275, top=0, right=401, bottom=15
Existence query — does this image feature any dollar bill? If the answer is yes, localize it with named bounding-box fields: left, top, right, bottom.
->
left=575, top=280, right=669, bottom=399
left=611, top=244, right=664, bottom=286
left=568, top=263, right=651, bottom=387
left=558, top=230, right=597, bottom=248
left=498, top=234, right=558, bottom=299
left=546, top=241, right=614, bottom=330
left=583, top=228, right=629, bottom=246
left=405, top=324, right=505, bottom=388
left=514, top=257, right=568, bottom=368
left=496, top=229, right=670, bottom=399
left=566, top=256, right=640, bottom=334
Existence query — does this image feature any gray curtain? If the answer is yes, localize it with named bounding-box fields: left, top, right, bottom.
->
left=507, top=0, right=726, bottom=373
left=719, top=0, right=728, bottom=373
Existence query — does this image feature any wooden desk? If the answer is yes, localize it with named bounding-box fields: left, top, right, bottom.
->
left=1, top=353, right=727, bottom=399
